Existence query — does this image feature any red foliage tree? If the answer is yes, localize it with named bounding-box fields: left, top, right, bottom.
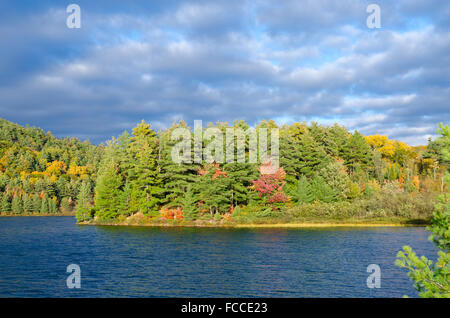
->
left=251, top=163, right=287, bottom=204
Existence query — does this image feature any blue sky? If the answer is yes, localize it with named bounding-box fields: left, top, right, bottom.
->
left=0, top=0, right=449, bottom=145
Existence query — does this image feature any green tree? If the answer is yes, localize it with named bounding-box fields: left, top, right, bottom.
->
left=196, top=164, right=231, bottom=214
left=395, top=124, right=449, bottom=298
left=309, top=176, right=337, bottom=203
left=291, top=175, right=314, bottom=204
left=280, top=126, right=330, bottom=180
left=32, top=194, right=41, bottom=212
left=76, top=180, right=91, bottom=210
left=60, top=197, right=71, bottom=212
left=75, top=180, right=92, bottom=221
left=23, top=195, right=34, bottom=213
left=127, top=120, right=164, bottom=216
left=40, top=194, right=49, bottom=214
left=94, top=160, right=123, bottom=220
left=48, top=198, right=58, bottom=213
left=342, top=131, right=374, bottom=177
left=1, top=194, right=11, bottom=213
left=427, top=123, right=450, bottom=171
left=319, top=159, right=351, bottom=201
left=159, top=121, right=198, bottom=207
left=181, top=185, right=198, bottom=221
left=11, top=196, right=23, bottom=214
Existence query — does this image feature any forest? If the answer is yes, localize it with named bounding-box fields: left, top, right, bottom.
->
left=0, top=118, right=103, bottom=215
left=0, top=117, right=448, bottom=225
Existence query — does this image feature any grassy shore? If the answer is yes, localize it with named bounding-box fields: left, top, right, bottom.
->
left=79, top=215, right=430, bottom=228
left=0, top=212, right=76, bottom=217
left=78, top=191, right=436, bottom=228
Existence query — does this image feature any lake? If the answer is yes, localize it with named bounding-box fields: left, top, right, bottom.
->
left=0, top=216, right=437, bottom=297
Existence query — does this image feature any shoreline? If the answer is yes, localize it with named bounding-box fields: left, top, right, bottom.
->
left=1, top=214, right=430, bottom=228
left=0, top=213, right=76, bottom=217
left=78, top=220, right=429, bottom=228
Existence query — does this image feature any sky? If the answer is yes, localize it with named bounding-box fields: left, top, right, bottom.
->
left=0, top=0, right=449, bottom=145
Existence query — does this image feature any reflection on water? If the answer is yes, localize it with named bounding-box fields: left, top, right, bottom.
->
left=0, top=216, right=436, bottom=297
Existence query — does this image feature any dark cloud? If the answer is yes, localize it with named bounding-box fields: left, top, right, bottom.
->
left=0, top=0, right=449, bottom=145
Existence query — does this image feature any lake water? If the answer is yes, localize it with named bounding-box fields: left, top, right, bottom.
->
left=0, top=216, right=437, bottom=297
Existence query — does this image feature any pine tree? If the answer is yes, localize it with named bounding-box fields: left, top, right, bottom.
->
left=56, top=176, right=69, bottom=200
left=75, top=180, right=91, bottom=220
left=127, top=120, right=164, bottom=216
left=40, top=194, right=49, bottom=214
left=23, top=195, right=34, bottom=213
left=195, top=163, right=234, bottom=214
left=159, top=121, right=198, bottom=207
left=396, top=124, right=450, bottom=297
left=76, top=180, right=91, bottom=210
left=280, top=129, right=330, bottom=180
left=309, top=122, right=340, bottom=158
left=292, top=176, right=314, bottom=204
left=60, top=197, right=71, bottom=212
left=224, top=162, right=258, bottom=208
left=48, top=198, right=58, bottom=213
left=342, top=131, right=374, bottom=176
left=94, top=160, right=123, bottom=220
left=181, top=185, right=198, bottom=221
left=118, top=181, right=132, bottom=216
left=319, top=159, right=351, bottom=201
left=11, top=196, right=23, bottom=214
left=1, top=194, right=11, bottom=213
left=32, top=194, right=41, bottom=212
left=309, top=176, right=337, bottom=203
left=46, top=182, right=57, bottom=199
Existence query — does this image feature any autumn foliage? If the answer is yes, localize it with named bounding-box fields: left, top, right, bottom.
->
left=159, top=207, right=184, bottom=220
left=252, top=162, right=287, bottom=204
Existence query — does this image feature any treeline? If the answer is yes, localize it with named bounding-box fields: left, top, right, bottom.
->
left=0, top=117, right=446, bottom=221
left=0, top=118, right=104, bottom=215
left=82, top=119, right=448, bottom=223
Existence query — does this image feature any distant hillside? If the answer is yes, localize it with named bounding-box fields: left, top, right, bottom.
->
left=0, top=118, right=104, bottom=215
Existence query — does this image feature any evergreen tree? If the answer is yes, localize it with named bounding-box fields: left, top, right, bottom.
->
left=1, top=194, right=11, bottom=213
left=56, top=176, right=69, bottom=200
left=11, top=196, right=23, bottom=214
left=159, top=121, right=198, bottom=207
left=48, top=198, right=58, bottom=213
left=60, top=197, right=71, bottom=212
left=76, top=180, right=91, bottom=210
left=224, top=162, right=258, bottom=208
left=40, top=194, right=49, bottom=214
left=118, top=181, right=132, bottom=215
left=46, top=182, right=57, bottom=199
left=342, top=131, right=374, bottom=176
left=396, top=124, right=449, bottom=297
left=127, top=120, right=164, bottom=216
left=181, top=185, right=198, bottom=221
left=309, top=176, right=337, bottom=203
left=292, top=176, right=314, bottom=204
left=196, top=164, right=231, bottom=214
left=309, top=122, right=340, bottom=158
left=23, top=195, right=34, bottom=213
left=94, top=160, right=123, bottom=220
left=75, top=180, right=91, bottom=219
left=280, top=129, right=330, bottom=180
left=319, top=159, right=351, bottom=201
left=32, top=194, right=41, bottom=212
